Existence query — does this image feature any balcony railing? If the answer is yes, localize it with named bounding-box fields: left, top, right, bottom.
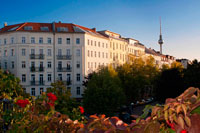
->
left=57, top=55, right=72, bottom=60
left=30, top=67, right=45, bottom=72
left=30, top=81, right=45, bottom=85
left=63, top=80, right=72, bottom=85
left=57, top=67, right=72, bottom=72
left=30, top=54, right=45, bottom=59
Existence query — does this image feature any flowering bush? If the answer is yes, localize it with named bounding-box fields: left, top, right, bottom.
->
left=79, top=106, right=84, bottom=114
left=1, top=87, right=200, bottom=132
left=15, top=99, right=30, bottom=108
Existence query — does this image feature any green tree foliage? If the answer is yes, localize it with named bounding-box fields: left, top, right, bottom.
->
left=0, top=70, right=26, bottom=98
left=156, top=68, right=184, bottom=103
left=83, top=67, right=126, bottom=116
left=184, top=59, right=200, bottom=89
left=46, top=81, right=79, bottom=117
left=116, top=56, right=159, bottom=103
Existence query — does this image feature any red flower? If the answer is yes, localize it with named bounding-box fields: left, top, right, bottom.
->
left=47, top=102, right=55, bottom=107
left=47, top=93, right=57, bottom=102
left=16, top=99, right=30, bottom=108
left=181, top=129, right=187, bottom=133
left=79, top=106, right=84, bottom=114
left=166, top=120, right=175, bottom=130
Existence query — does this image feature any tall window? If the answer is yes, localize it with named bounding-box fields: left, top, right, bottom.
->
left=58, top=74, right=62, bottom=81
left=22, top=61, right=26, bottom=68
left=88, top=50, right=90, bottom=57
left=76, top=87, right=80, bottom=95
left=39, top=74, right=44, bottom=84
left=67, top=74, right=71, bottom=82
left=88, top=39, right=90, bottom=45
left=31, top=49, right=35, bottom=55
left=77, top=61, right=80, bottom=68
left=11, top=49, right=14, bottom=56
left=22, top=74, right=26, bottom=82
left=11, top=37, right=14, bottom=44
left=58, top=61, right=62, bottom=69
left=76, top=38, right=80, bottom=44
left=4, top=50, right=7, bottom=56
left=40, top=88, right=44, bottom=95
left=4, top=39, right=6, bottom=44
left=22, top=37, right=26, bottom=43
left=39, top=37, right=43, bottom=44
left=58, top=49, right=62, bottom=56
left=58, top=38, right=62, bottom=44
left=47, top=49, right=51, bottom=56
left=11, top=61, right=14, bottom=69
left=47, top=38, right=51, bottom=44
left=39, top=49, right=43, bottom=55
left=22, top=49, right=26, bottom=56
left=4, top=62, right=7, bottom=69
left=48, top=74, right=52, bottom=82
left=76, top=49, right=80, bottom=56
left=31, top=74, right=35, bottom=81
left=31, top=88, right=35, bottom=96
left=66, top=49, right=70, bottom=56
left=66, top=38, right=70, bottom=44
left=76, top=74, right=80, bottom=81
left=31, top=37, right=35, bottom=44
left=47, top=61, right=51, bottom=68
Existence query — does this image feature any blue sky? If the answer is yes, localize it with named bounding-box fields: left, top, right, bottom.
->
left=1, top=0, right=200, bottom=60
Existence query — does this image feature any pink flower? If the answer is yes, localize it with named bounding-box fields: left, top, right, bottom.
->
left=79, top=106, right=84, bottom=114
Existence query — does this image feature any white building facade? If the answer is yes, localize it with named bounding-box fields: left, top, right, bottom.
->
left=0, top=22, right=175, bottom=97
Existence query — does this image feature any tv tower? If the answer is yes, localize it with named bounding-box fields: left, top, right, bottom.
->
left=158, top=17, right=164, bottom=54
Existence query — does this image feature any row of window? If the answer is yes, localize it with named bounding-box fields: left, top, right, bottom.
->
left=0, top=48, right=81, bottom=57
left=0, top=37, right=80, bottom=45
left=87, top=39, right=108, bottom=48
left=29, top=86, right=80, bottom=96
left=87, top=50, right=126, bottom=61
left=1, top=60, right=81, bottom=70
left=87, top=39, right=127, bottom=51
left=21, top=73, right=81, bottom=83
left=88, top=62, right=108, bottom=69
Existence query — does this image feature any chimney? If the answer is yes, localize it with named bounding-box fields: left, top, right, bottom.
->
left=58, top=21, right=61, bottom=24
left=92, top=28, right=96, bottom=32
left=4, top=22, right=7, bottom=27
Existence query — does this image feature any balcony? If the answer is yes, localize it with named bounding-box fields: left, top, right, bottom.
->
left=30, top=54, right=45, bottom=59
left=30, top=81, right=45, bottom=86
left=30, top=67, right=45, bottom=72
left=57, top=67, right=72, bottom=72
left=57, top=55, right=72, bottom=60
left=63, top=80, right=72, bottom=85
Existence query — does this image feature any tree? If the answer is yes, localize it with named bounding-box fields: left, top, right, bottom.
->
left=116, top=57, right=159, bottom=103
left=184, top=59, right=200, bottom=89
left=83, top=67, right=126, bottom=116
left=0, top=70, right=26, bottom=98
left=155, top=68, right=184, bottom=103
left=46, top=81, right=79, bottom=116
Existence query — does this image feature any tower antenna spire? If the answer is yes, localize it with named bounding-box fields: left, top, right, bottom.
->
left=158, top=16, right=164, bottom=54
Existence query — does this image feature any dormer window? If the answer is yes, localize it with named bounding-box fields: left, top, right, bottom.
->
left=24, top=26, right=33, bottom=30
left=40, top=27, right=49, bottom=31
left=57, top=27, right=68, bottom=32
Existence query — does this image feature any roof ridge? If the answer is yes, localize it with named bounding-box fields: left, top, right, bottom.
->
left=16, top=22, right=27, bottom=31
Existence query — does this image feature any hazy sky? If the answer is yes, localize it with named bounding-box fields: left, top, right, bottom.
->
left=1, top=0, right=200, bottom=60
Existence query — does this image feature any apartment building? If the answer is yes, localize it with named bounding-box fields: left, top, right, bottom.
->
left=0, top=22, right=175, bottom=97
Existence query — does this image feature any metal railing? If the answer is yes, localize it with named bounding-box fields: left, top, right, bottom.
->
left=57, top=67, right=72, bottom=72
left=57, top=55, right=72, bottom=60
left=30, top=54, right=45, bottom=59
